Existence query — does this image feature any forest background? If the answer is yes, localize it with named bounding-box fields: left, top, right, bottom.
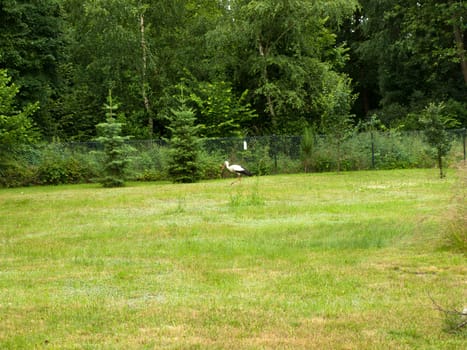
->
left=1, top=0, right=466, bottom=143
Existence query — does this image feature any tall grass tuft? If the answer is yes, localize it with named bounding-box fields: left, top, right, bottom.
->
left=443, top=164, right=467, bottom=253
left=228, top=178, right=264, bottom=207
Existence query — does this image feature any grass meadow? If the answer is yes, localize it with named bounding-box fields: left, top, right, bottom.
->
left=0, top=168, right=466, bottom=349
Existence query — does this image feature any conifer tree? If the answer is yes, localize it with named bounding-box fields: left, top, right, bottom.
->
left=95, top=90, right=133, bottom=187
left=167, top=100, right=201, bottom=183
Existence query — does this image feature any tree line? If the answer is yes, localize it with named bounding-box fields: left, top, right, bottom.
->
left=1, top=0, right=466, bottom=144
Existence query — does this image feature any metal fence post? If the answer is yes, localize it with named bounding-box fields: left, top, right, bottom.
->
left=272, top=134, right=278, bottom=173
left=371, top=131, right=375, bottom=169
left=463, top=128, right=466, bottom=163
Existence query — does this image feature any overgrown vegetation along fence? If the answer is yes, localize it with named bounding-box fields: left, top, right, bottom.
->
left=1, top=129, right=466, bottom=188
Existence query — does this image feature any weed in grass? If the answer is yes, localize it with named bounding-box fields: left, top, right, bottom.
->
left=163, top=196, right=186, bottom=215
left=228, top=178, right=264, bottom=207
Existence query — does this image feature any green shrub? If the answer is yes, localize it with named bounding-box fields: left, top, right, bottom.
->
left=70, top=151, right=101, bottom=183
left=37, top=159, right=68, bottom=185
left=36, top=156, right=93, bottom=185
left=0, top=161, right=36, bottom=187
left=197, top=150, right=223, bottom=180
left=129, top=142, right=168, bottom=181
left=310, top=137, right=335, bottom=172
left=275, top=154, right=302, bottom=174
left=32, top=144, right=99, bottom=185
left=134, top=169, right=166, bottom=182
left=343, top=132, right=373, bottom=170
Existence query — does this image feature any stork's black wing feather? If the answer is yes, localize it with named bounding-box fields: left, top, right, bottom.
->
left=239, top=168, right=252, bottom=176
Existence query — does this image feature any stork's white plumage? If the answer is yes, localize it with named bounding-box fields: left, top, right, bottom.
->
left=222, top=161, right=252, bottom=184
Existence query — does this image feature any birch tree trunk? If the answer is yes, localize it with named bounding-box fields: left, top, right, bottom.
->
left=258, top=40, right=277, bottom=127
left=140, top=13, right=153, bottom=131
left=453, top=19, right=467, bottom=84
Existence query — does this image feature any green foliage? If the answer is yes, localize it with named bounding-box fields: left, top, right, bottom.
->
left=0, top=143, right=101, bottom=188
left=0, top=70, right=39, bottom=147
left=95, top=91, right=134, bottom=187
left=2, top=128, right=465, bottom=188
left=35, top=144, right=98, bottom=185
left=1, top=0, right=466, bottom=139
left=130, top=142, right=169, bottom=182
left=197, top=149, right=224, bottom=180
left=373, top=134, right=428, bottom=170
left=167, top=101, right=201, bottom=183
left=0, top=0, right=65, bottom=137
left=342, top=0, right=466, bottom=127
left=320, top=73, right=356, bottom=135
left=302, top=131, right=434, bottom=173
left=0, top=161, right=36, bottom=188
left=419, top=102, right=459, bottom=178
left=0, top=69, right=39, bottom=177
left=320, top=72, right=356, bottom=171
left=37, top=158, right=80, bottom=185
left=188, top=80, right=257, bottom=137
left=208, top=0, right=359, bottom=134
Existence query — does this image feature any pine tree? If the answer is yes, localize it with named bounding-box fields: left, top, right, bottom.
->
left=167, top=102, right=201, bottom=183
left=95, top=90, right=133, bottom=187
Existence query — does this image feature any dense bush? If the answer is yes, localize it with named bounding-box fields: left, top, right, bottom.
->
left=130, top=141, right=169, bottom=181
left=36, top=144, right=100, bottom=185
left=198, top=150, right=224, bottom=180
left=371, top=131, right=432, bottom=169
left=0, top=145, right=36, bottom=187
left=0, top=161, right=36, bottom=187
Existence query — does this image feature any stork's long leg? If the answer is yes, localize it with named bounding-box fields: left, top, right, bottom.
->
left=231, top=175, right=241, bottom=185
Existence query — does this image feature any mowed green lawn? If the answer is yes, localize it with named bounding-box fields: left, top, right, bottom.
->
left=0, top=169, right=465, bottom=349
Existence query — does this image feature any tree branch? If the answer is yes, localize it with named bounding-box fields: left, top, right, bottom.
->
left=429, top=294, right=467, bottom=331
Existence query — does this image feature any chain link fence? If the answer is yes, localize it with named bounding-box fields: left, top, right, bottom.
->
left=1, top=129, right=466, bottom=187
left=207, top=129, right=466, bottom=173
left=68, top=128, right=466, bottom=174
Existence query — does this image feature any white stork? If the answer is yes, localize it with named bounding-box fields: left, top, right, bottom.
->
left=222, top=160, right=252, bottom=184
